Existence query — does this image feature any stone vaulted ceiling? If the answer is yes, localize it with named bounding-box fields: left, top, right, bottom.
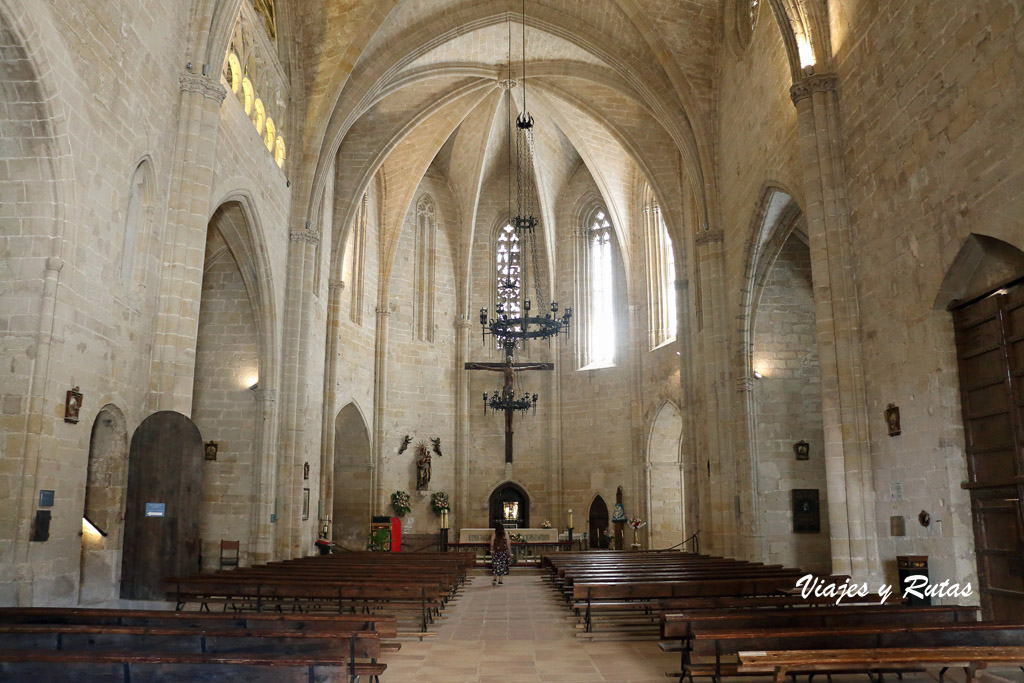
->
left=292, top=0, right=721, bottom=313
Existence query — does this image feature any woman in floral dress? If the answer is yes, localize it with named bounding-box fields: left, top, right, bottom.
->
left=490, top=522, right=511, bottom=585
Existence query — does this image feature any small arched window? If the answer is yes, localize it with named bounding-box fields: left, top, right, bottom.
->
left=121, top=160, right=153, bottom=289
left=264, top=118, right=275, bottom=151
left=241, top=78, right=254, bottom=115
left=274, top=136, right=286, bottom=168
left=252, top=99, right=265, bottom=135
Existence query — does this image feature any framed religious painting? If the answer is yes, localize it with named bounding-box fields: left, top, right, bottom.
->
left=302, top=488, right=310, bottom=521
left=792, top=488, right=820, bottom=533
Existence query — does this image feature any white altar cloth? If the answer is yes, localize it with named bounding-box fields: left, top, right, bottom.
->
left=458, top=527, right=559, bottom=543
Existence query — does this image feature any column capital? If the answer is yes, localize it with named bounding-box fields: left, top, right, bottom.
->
left=179, top=73, right=227, bottom=103
left=253, top=388, right=278, bottom=404
left=289, top=229, right=320, bottom=245
left=694, top=228, right=724, bottom=247
left=328, top=279, right=345, bottom=292
left=790, top=73, right=838, bottom=105
left=455, top=315, right=473, bottom=330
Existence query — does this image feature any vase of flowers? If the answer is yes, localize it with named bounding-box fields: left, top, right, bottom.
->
left=429, top=491, right=449, bottom=515
left=540, top=520, right=552, bottom=529
left=390, top=490, right=411, bottom=517
left=627, top=516, right=646, bottom=550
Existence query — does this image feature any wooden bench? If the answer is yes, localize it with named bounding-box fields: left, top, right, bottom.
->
left=739, top=646, right=1024, bottom=683
left=0, top=649, right=387, bottom=683
left=681, top=621, right=1022, bottom=682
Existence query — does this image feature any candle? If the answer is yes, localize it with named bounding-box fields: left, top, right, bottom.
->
left=568, top=509, right=573, bottom=528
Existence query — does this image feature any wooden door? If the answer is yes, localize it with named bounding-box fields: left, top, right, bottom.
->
left=953, top=284, right=1024, bottom=620
left=588, top=496, right=609, bottom=549
left=120, top=411, right=203, bottom=599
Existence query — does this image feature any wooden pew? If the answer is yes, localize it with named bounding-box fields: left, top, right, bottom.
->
left=0, top=625, right=387, bottom=682
left=682, top=621, right=1021, bottom=682
left=739, top=646, right=1024, bottom=683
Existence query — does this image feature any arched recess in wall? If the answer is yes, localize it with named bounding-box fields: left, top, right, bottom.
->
left=939, top=234, right=1024, bottom=621
left=192, top=200, right=266, bottom=569
left=332, top=402, right=372, bottom=548
left=79, top=404, right=128, bottom=604
left=488, top=482, right=529, bottom=529
left=744, top=188, right=830, bottom=573
left=120, top=157, right=156, bottom=292
left=647, top=401, right=684, bottom=550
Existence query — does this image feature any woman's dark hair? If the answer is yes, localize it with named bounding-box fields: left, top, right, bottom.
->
left=493, top=521, right=506, bottom=537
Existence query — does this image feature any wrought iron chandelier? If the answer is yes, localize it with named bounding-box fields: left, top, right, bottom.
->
left=483, top=387, right=537, bottom=416
left=479, top=1, right=571, bottom=353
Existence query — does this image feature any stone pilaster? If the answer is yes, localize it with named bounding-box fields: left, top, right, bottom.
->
left=371, top=306, right=391, bottom=513
left=249, top=387, right=278, bottom=565
left=454, top=316, right=472, bottom=530
left=319, top=278, right=346, bottom=539
left=791, top=71, right=880, bottom=581
left=148, top=73, right=226, bottom=413
left=674, top=278, right=702, bottom=543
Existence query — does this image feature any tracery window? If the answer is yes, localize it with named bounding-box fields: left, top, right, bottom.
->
left=579, top=207, right=616, bottom=368
left=252, top=0, right=277, bottom=44
left=643, top=188, right=677, bottom=348
left=495, top=222, right=522, bottom=342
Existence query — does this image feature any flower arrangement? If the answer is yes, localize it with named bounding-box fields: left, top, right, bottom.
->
left=509, top=532, right=525, bottom=544
left=627, top=516, right=646, bottom=531
left=429, top=491, right=449, bottom=515
left=540, top=520, right=552, bottom=528
left=390, top=490, right=411, bottom=517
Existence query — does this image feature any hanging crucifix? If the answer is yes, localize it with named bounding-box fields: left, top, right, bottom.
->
left=466, top=344, right=552, bottom=464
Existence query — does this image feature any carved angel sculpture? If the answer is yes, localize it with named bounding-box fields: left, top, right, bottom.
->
left=398, top=434, right=412, bottom=454
left=430, top=437, right=443, bottom=457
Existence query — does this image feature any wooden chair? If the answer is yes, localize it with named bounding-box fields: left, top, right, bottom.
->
left=220, top=541, right=240, bottom=569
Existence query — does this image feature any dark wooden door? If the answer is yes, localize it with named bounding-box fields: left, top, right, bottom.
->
left=589, top=496, right=609, bottom=549
left=953, top=284, right=1024, bottom=620
left=120, top=411, right=203, bottom=599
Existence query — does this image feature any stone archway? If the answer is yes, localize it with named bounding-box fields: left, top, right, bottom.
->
left=332, top=402, right=372, bottom=548
left=488, top=482, right=529, bottom=529
left=588, top=496, right=609, bottom=549
left=647, top=402, right=684, bottom=550
left=79, top=405, right=128, bottom=604
left=941, top=234, right=1024, bottom=620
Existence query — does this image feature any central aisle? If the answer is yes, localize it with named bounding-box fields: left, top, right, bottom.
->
left=384, top=571, right=677, bottom=682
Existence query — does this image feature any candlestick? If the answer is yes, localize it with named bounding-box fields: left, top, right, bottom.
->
left=568, top=508, right=573, bottom=528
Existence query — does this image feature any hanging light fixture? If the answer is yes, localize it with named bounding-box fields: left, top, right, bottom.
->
left=480, top=0, right=571, bottom=354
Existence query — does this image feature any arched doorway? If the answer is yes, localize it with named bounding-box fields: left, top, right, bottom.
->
left=942, top=235, right=1024, bottom=620
left=120, top=411, right=203, bottom=600
left=488, top=483, right=529, bottom=528
left=332, top=403, right=372, bottom=547
left=79, top=405, right=128, bottom=604
left=588, top=496, right=609, bottom=549
left=647, top=402, right=684, bottom=549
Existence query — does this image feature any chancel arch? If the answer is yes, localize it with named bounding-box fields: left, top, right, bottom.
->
left=79, top=404, right=128, bottom=604
left=646, top=401, right=684, bottom=550
left=332, top=402, right=373, bottom=548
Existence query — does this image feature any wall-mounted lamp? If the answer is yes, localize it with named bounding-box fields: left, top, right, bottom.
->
left=82, top=516, right=107, bottom=538
left=752, top=371, right=763, bottom=380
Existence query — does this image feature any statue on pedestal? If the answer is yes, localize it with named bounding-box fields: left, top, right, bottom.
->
left=612, top=486, right=626, bottom=551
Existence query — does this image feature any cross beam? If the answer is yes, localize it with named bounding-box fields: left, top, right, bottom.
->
left=465, top=359, right=553, bottom=463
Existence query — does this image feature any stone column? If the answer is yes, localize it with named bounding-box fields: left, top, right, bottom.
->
left=371, top=307, right=391, bottom=513
left=675, top=278, right=702, bottom=543
left=626, top=303, right=646, bottom=543
left=319, top=279, right=345, bottom=539
left=148, top=73, right=226, bottom=414
left=694, top=228, right=747, bottom=559
left=790, top=72, right=879, bottom=580
left=454, top=316, right=472, bottom=531
left=275, top=227, right=320, bottom=560
left=249, top=387, right=277, bottom=565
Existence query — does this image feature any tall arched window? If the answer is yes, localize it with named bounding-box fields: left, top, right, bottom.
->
left=580, top=207, right=617, bottom=368
left=644, top=188, right=677, bottom=348
left=495, top=222, right=522, bottom=339
left=121, top=160, right=153, bottom=290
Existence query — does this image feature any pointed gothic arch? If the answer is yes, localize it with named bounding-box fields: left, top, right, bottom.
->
left=332, top=402, right=373, bottom=547
left=647, top=401, right=684, bottom=549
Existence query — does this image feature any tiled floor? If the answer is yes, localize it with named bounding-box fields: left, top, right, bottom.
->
left=384, top=571, right=678, bottom=682
left=383, top=571, right=1024, bottom=683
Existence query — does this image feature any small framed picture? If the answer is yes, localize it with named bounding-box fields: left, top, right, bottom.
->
left=64, top=387, right=82, bottom=424
left=885, top=403, right=901, bottom=437
left=204, top=441, right=218, bottom=461
left=302, top=488, right=310, bottom=521
left=792, top=489, right=820, bottom=533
